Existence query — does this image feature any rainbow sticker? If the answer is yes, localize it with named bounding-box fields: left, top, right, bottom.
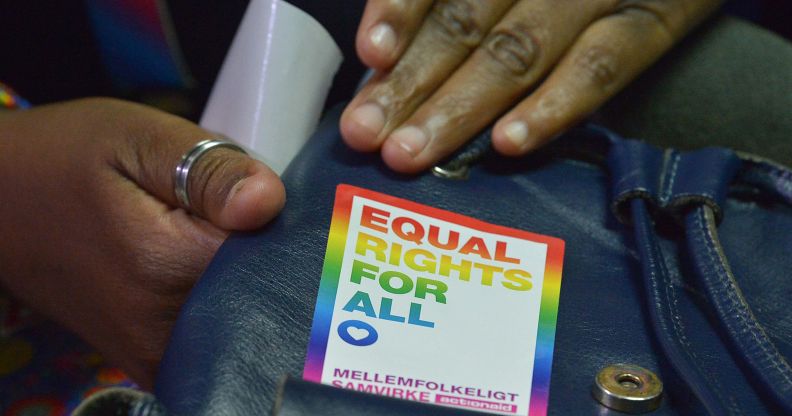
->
left=304, top=185, right=564, bottom=415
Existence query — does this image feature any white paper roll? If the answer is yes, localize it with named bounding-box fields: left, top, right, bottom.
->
left=200, top=0, right=343, bottom=174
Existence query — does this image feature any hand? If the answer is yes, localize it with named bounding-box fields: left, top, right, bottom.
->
left=342, top=0, right=722, bottom=173
left=0, top=98, right=285, bottom=389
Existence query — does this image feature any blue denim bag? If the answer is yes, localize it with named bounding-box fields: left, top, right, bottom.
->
left=155, top=106, right=792, bottom=415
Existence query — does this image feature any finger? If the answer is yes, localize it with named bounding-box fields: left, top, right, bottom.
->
left=341, top=0, right=516, bottom=153
left=492, top=5, right=690, bottom=155
left=96, top=187, right=228, bottom=389
left=356, top=0, right=435, bottom=69
left=378, top=0, right=605, bottom=172
left=114, top=106, right=286, bottom=230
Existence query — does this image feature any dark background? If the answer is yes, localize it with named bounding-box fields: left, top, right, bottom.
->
left=0, top=0, right=789, bottom=120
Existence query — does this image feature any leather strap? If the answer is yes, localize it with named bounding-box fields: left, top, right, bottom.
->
left=623, top=141, right=792, bottom=414
left=608, top=142, right=741, bottom=225
left=685, top=206, right=792, bottom=413
left=630, top=198, right=728, bottom=415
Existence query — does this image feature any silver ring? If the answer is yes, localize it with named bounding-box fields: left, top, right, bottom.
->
left=173, top=139, right=247, bottom=210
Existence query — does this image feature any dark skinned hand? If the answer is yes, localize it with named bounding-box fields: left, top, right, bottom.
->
left=342, top=0, right=722, bottom=173
left=0, top=98, right=285, bottom=389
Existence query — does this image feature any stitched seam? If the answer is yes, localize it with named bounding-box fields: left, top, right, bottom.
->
left=670, top=192, right=717, bottom=202
left=769, top=168, right=792, bottom=202
left=746, top=159, right=792, bottom=180
left=744, top=161, right=792, bottom=202
left=696, top=212, right=790, bottom=381
left=660, top=152, right=681, bottom=205
left=682, top=216, right=747, bottom=413
left=613, top=189, right=653, bottom=223
left=635, top=202, right=735, bottom=413
left=695, top=210, right=792, bottom=390
left=668, top=195, right=719, bottom=215
left=651, top=225, right=738, bottom=414
left=668, top=195, right=723, bottom=222
left=614, top=189, right=653, bottom=206
left=657, top=150, right=673, bottom=203
left=697, top=210, right=792, bottom=386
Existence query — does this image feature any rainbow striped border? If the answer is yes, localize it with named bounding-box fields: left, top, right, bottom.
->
left=303, top=184, right=565, bottom=415
left=303, top=185, right=354, bottom=381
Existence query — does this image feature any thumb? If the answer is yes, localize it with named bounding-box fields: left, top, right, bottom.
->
left=116, top=104, right=286, bottom=230
left=177, top=145, right=286, bottom=231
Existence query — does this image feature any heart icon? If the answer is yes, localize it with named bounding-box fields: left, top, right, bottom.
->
left=347, top=327, right=370, bottom=341
left=337, top=320, right=379, bottom=346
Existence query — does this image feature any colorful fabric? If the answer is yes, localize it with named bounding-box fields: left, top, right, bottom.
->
left=0, top=321, right=137, bottom=416
left=0, top=85, right=136, bottom=414
left=2, top=1, right=187, bottom=412
left=1, top=2, right=183, bottom=412
left=0, top=83, right=30, bottom=110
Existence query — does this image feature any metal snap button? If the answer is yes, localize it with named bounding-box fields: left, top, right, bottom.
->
left=592, top=364, right=663, bottom=413
left=432, top=164, right=470, bottom=180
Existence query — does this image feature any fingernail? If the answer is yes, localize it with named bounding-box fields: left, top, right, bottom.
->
left=503, top=120, right=530, bottom=149
left=224, top=177, right=248, bottom=208
left=391, top=126, right=428, bottom=157
left=350, top=103, right=386, bottom=136
left=369, top=23, right=397, bottom=55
